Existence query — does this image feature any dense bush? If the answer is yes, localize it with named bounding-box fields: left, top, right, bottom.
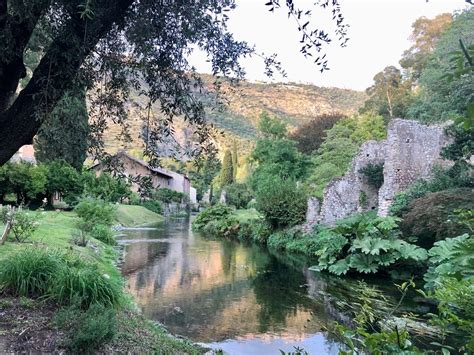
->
left=82, top=172, right=132, bottom=203
left=74, top=198, right=116, bottom=230
left=90, top=224, right=116, bottom=246
left=51, top=261, right=122, bottom=308
left=306, top=214, right=428, bottom=275
left=400, top=188, right=474, bottom=248
left=237, top=219, right=272, bottom=244
left=140, top=199, right=163, bottom=214
left=0, top=248, right=122, bottom=308
left=152, top=188, right=187, bottom=203
left=256, top=178, right=307, bottom=229
left=192, top=204, right=234, bottom=231
left=390, top=166, right=473, bottom=216
left=55, top=303, right=116, bottom=353
left=359, top=163, right=384, bottom=189
left=225, top=183, right=253, bottom=209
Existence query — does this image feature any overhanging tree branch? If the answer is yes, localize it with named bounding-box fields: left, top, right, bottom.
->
left=0, top=0, right=134, bottom=165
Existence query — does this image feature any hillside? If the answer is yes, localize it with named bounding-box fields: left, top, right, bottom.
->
left=100, top=75, right=366, bottom=155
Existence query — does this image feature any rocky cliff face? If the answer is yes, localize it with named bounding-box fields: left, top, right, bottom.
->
left=308, top=119, right=452, bottom=226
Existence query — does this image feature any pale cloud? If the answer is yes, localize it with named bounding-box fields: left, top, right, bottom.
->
left=189, top=0, right=469, bottom=90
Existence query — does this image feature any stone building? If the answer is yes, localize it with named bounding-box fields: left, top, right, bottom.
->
left=91, top=150, right=197, bottom=203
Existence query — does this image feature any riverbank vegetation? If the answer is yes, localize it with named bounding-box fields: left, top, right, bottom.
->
left=193, top=8, right=474, bottom=353
left=0, top=163, right=202, bottom=354
left=0, top=205, right=203, bottom=353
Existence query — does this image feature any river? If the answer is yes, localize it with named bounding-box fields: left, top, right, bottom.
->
left=119, top=217, right=426, bottom=354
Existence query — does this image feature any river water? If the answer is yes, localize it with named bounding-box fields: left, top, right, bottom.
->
left=119, top=217, right=422, bottom=354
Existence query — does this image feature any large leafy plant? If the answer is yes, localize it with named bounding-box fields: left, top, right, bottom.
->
left=309, top=214, right=427, bottom=275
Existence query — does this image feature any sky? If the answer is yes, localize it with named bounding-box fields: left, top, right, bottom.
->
left=189, top=0, right=469, bottom=91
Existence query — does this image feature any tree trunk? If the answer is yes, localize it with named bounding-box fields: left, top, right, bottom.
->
left=0, top=220, right=12, bottom=245
left=0, top=0, right=134, bottom=166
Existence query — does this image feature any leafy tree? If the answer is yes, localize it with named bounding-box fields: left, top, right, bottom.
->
left=35, top=86, right=89, bottom=170
left=256, top=178, right=307, bottom=229
left=407, top=9, right=474, bottom=122
left=81, top=171, right=131, bottom=203
left=0, top=162, right=47, bottom=204
left=400, top=13, right=453, bottom=82
left=290, top=112, right=346, bottom=154
left=308, top=113, right=386, bottom=197
left=44, top=160, right=83, bottom=204
left=225, top=183, right=253, bottom=209
left=219, top=150, right=234, bottom=187
left=188, top=155, right=221, bottom=201
left=360, top=66, right=414, bottom=121
left=258, top=111, right=287, bottom=139
left=0, top=1, right=350, bottom=165
left=250, top=113, right=308, bottom=192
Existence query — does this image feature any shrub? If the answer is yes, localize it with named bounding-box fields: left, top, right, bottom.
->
left=90, top=224, right=116, bottom=246
left=153, top=188, right=186, bottom=203
left=237, top=219, right=272, bottom=244
left=202, top=215, right=239, bottom=238
left=400, top=188, right=474, bottom=248
left=71, top=229, right=88, bottom=247
left=225, top=183, right=253, bottom=209
left=390, top=166, right=473, bottom=216
left=74, top=198, right=116, bottom=230
left=359, top=163, right=384, bottom=189
left=192, top=204, right=234, bottom=231
left=0, top=206, right=39, bottom=242
left=55, top=303, right=116, bottom=353
left=256, top=178, right=307, bottom=229
left=81, top=172, right=132, bottom=203
left=140, top=199, right=163, bottom=214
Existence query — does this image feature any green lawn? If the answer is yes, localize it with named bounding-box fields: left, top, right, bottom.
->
left=0, top=208, right=202, bottom=354
left=115, top=205, right=164, bottom=227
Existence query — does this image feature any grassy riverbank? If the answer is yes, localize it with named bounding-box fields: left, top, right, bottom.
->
left=115, top=205, right=165, bottom=227
left=0, top=208, right=203, bottom=354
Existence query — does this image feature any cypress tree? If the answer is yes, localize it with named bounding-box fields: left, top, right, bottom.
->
left=231, top=141, right=238, bottom=179
left=220, top=150, right=234, bottom=187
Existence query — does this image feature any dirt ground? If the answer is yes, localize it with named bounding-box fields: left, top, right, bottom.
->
left=0, top=297, right=65, bottom=353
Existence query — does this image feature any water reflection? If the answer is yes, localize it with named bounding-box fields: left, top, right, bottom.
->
left=119, top=217, right=418, bottom=354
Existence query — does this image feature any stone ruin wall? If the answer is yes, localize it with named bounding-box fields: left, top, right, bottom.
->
left=377, top=119, right=452, bottom=216
left=306, top=119, right=451, bottom=227
left=318, top=140, right=386, bottom=225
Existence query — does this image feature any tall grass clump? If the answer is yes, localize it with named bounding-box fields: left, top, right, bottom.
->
left=0, top=248, right=122, bottom=308
left=50, top=263, right=122, bottom=308
left=0, top=248, right=63, bottom=297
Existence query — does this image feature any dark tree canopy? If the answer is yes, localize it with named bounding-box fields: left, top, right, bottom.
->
left=290, top=112, right=346, bottom=154
left=34, top=86, right=89, bottom=170
left=0, top=0, right=351, bottom=166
